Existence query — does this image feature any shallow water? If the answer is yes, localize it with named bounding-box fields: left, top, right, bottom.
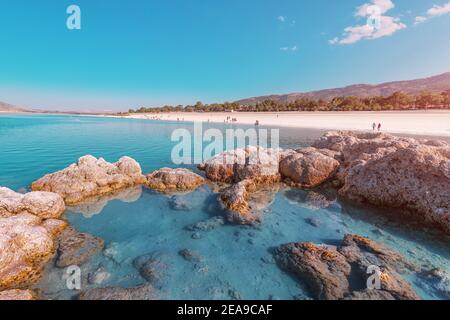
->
left=0, top=114, right=448, bottom=300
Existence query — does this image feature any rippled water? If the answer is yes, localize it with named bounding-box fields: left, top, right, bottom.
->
left=0, top=114, right=448, bottom=300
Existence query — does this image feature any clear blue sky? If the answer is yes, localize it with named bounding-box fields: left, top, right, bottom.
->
left=0, top=0, right=449, bottom=111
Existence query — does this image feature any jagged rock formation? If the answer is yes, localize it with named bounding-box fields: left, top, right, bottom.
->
left=32, top=155, right=146, bottom=205
left=0, top=188, right=67, bottom=291
left=313, top=131, right=450, bottom=233
left=274, top=234, right=420, bottom=300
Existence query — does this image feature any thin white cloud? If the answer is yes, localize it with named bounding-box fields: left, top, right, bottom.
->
left=330, top=0, right=406, bottom=45
left=356, top=0, right=394, bottom=16
left=428, top=2, right=450, bottom=16
left=280, top=45, right=298, bottom=52
left=414, top=1, right=450, bottom=24
left=277, top=15, right=296, bottom=26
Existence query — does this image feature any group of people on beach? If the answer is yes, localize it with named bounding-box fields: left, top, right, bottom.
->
left=372, top=122, right=382, bottom=131
left=225, top=116, right=238, bottom=123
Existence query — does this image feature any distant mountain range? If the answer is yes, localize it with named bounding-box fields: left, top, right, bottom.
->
left=0, top=101, right=28, bottom=113
left=236, top=72, right=450, bottom=105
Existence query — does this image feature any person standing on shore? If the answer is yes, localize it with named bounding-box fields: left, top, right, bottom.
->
left=372, top=122, right=376, bottom=131
left=378, top=123, right=381, bottom=131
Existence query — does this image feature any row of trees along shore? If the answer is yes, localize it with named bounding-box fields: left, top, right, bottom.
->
left=124, top=90, right=450, bottom=115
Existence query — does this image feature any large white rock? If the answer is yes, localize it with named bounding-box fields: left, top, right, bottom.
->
left=0, top=213, right=55, bottom=290
left=313, top=131, right=450, bottom=233
left=32, top=155, right=146, bottom=205
left=200, top=146, right=281, bottom=184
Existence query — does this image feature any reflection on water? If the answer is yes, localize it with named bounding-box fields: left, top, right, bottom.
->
left=67, top=186, right=143, bottom=218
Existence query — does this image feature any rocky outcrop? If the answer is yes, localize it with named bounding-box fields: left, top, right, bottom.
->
left=0, top=187, right=65, bottom=219
left=0, top=213, right=56, bottom=290
left=338, top=234, right=416, bottom=273
left=78, top=285, right=158, bottom=300
left=146, top=168, right=205, bottom=192
left=279, top=148, right=340, bottom=188
left=199, top=146, right=281, bottom=184
left=275, top=242, right=351, bottom=300
left=274, top=234, right=420, bottom=300
left=0, top=188, right=66, bottom=291
left=56, top=227, right=104, bottom=268
left=313, top=131, right=450, bottom=233
left=31, top=155, right=146, bottom=205
left=0, top=289, right=36, bottom=300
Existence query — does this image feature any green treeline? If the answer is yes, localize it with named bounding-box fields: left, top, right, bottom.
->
left=124, top=90, right=450, bottom=114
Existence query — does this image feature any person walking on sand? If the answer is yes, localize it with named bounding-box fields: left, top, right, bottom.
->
left=372, top=122, right=376, bottom=131
left=378, top=123, right=381, bottom=131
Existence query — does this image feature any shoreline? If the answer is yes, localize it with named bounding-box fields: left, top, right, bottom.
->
left=123, top=110, right=450, bottom=138
left=2, top=110, right=450, bottom=139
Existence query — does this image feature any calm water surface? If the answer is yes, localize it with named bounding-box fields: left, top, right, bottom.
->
left=0, top=114, right=448, bottom=300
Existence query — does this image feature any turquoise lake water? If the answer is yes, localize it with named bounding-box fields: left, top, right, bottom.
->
left=0, top=114, right=449, bottom=300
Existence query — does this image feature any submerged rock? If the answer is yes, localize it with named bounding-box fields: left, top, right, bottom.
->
left=169, top=195, right=192, bottom=211
left=200, top=146, right=281, bottom=184
left=284, top=189, right=336, bottom=210
left=133, top=252, right=171, bottom=287
left=56, top=227, right=104, bottom=268
left=279, top=148, right=340, bottom=188
left=0, top=289, right=36, bottom=300
left=313, top=131, right=450, bottom=233
left=220, top=180, right=260, bottom=225
left=275, top=242, right=351, bottom=300
left=305, top=217, right=321, bottom=227
left=32, top=155, right=146, bottom=205
left=0, top=187, right=65, bottom=219
left=274, top=234, right=420, bottom=300
left=78, top=285, right=158, bottom=300
left=186, top=216, right=225, bottom=232
left=88, top=267, right=111, bottom=285
left=146, top=168, right=205, bottom=192
left=418, top=268, right=450, bottom=299
left=219, top=180, right=278, bottom=225
left=179, top=249, right=203, bottom=263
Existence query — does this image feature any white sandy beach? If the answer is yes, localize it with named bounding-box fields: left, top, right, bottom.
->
left=126, top=110, right=450, bottom=137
